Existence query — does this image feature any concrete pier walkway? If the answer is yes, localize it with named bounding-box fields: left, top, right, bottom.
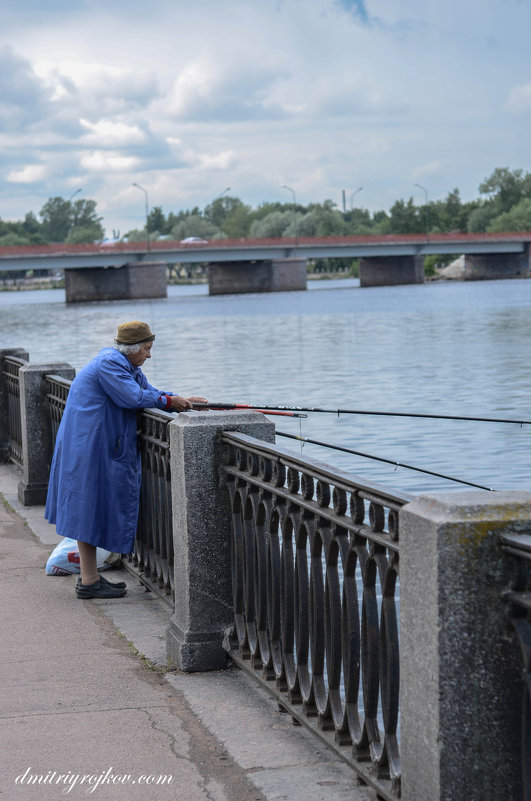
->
left=0, top=464, right=373, bottom=801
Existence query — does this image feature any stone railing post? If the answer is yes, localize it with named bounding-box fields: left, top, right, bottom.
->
left=18, top=362, right=75, bottom=505
left=399, top=490, right=531, bottom=801
left=0, top=348, right=29, bottom=463
left=166, top=410, right=275, bottom=672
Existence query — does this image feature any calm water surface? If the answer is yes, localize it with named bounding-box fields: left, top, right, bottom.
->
left=2, top=277, right=531, bottom=496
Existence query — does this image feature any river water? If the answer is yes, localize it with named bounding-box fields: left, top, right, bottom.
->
left=2, top=277, right=531, bottom=497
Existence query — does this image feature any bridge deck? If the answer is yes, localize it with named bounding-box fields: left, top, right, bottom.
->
left=0, top=232, right=529, bottom=272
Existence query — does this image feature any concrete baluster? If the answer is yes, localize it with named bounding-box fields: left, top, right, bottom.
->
left=18, top=363, right=75, bottom=505
left=399, top=490, right=531, bottom=801
left=166, top=410, right=275, bottom=672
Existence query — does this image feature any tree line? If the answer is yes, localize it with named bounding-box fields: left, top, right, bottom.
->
left=2, top=167, right=531, bottom=248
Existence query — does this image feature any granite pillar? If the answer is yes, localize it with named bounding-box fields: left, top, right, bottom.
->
left=18, top=362, right=75, bottom=505
left=399, top=491, right=531, bottom=801
left=166, top=411, right=275, bottom=671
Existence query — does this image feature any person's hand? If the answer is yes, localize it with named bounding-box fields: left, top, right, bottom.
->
left=170, top=396, right=193, bottom=412
left=169, top=396, right=209, bottom=412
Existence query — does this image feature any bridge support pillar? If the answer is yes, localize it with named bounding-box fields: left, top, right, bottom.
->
left=64, top=261, right=167, bottom=303
left=359, top=255, right=424, bottom=287
left=464, top=250, right=529, bottom=280
left=208, top=258, right=307, bottom=295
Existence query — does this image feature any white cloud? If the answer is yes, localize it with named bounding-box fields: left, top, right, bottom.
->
left=80, top=118, right=146, bottom=146
left=197, top=151, right=238, bottom=170
left=167, top=56, right=287, bottom=122
left=7, top=164, right=48, bottom=183
left=34, top=59, right=160, bottom=117
left=80, top=152, right=141, bottom=172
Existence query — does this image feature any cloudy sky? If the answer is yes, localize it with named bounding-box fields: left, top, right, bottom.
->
left=2, top=0, right=531, bottom=237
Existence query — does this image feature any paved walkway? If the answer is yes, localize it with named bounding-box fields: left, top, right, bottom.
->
left=0, top=464, right=374, bottom=801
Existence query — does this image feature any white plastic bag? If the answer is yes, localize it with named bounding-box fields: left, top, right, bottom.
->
left=45, top=538, right=113, bottom=576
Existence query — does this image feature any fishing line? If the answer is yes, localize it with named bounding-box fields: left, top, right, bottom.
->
left=276, top=430, right=495, bottom=491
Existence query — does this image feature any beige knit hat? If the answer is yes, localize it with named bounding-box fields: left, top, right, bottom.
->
left=115, top=321, right=155, bottom=345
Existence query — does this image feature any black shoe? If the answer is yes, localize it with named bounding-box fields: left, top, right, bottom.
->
left=76, top=578, right=127, bottom=599
left=77, top=573, right=127, bottom=590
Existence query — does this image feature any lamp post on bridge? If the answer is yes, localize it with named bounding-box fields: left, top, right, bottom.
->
left=414, top=183, right=430, bottom=243
left=67, top=188, right=83, bottom=242
left=281, top=184, right=298, bottom=245
left=132, top=182, right=150, bottom=252
left=350, top=186, right=363, bottom=210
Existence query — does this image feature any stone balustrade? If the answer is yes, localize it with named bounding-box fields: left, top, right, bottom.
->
left=1, top=353, right=529, bottom=801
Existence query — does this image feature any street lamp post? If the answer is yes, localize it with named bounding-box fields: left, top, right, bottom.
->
left=350, top=186, right=363, bottom=211
left=215, top=186, right=231, bottom=201
left=414, top=183, right=430, bottom=242
left=281, top=184, right=298, bottom=245
left=132, top=182, right=150, bottom=251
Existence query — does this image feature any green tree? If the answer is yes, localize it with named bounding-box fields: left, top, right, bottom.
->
left=388, top=198, right=420, bottom=234
left=487, top=198, right=531, bottom=232
left=70, top=199, right=104, bottom=241
left=0, top=232, right=32, bottom=246
left=65, top=225, right=105, bottom=244
left=249, top=210, right=295, bottom=238
left=39, top=197, right=103, bottom=243
left=479, top=167, right=531, bottom=213
left=467, top=204, right=499, bottom=233
left=204, top=196, right=252, bottom=239
left=427, top=188, right=472, bottom=233
left=170, top=215, right=222, bottom=241
left=122, top=228, right=147, bottom=243
left=22, top=211, right=42, bottom=237
left=284, top=203, right=347, bottom=238
left=372, top=211, right=391, bottom=234
left=222, top=203, right=252, bottom=238
left=147, top=206, right=166, bottom=234
left=39, top=197, right=72, bottom=241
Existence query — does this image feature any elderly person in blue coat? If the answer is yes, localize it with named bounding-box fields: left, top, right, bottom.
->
left=45, top=320, right=207, bottom=599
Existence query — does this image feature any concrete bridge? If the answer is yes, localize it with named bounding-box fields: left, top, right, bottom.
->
left=0, top=232, right=530, bottom=301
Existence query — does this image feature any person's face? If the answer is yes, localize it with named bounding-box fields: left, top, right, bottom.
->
left=128, top=341, right=153, bottom=367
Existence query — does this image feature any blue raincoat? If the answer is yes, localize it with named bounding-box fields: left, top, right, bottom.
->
left=45, top=348, right=174, bottom=553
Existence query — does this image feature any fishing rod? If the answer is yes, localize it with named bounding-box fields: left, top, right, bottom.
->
left=194, top=402, right=531, bottom=426
left=193, top=405, right=307, bottom=419
left=276, top=430, right=495, bottom=491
